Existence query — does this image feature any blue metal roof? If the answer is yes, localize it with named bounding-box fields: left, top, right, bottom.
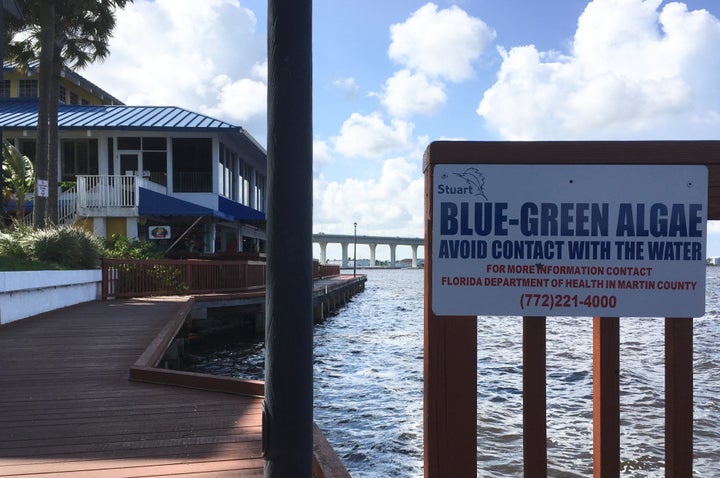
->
left=0, top=99, right=239, bottom=131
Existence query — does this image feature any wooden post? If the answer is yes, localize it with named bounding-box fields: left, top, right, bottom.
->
left=523, top=316, right=547, bottom=477
left=593, top=317, right=620, bottom=477
left=424, top=314, right=477, bottom=477
left=665, top=317, right=693, bottom=477
left=264, top=0, right=314, bottom=475
left=424, top=161, right=477, bottom=477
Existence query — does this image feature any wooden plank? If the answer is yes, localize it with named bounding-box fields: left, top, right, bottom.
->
left=312, top=423, right=351, bottom=478
left=424, top=313, right=477, bottom=477
left=0, top=299, right=266, bottom=477
left=593, top=317, right=620, bottom=477
left=0, top=293, right=348, bottom=478
left=523, top=316, right=547, bottom=477
left=665, top=317, right=693, bottom=477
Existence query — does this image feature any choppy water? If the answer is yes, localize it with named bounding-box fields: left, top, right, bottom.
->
left=185, top=268, right=720, bottom=477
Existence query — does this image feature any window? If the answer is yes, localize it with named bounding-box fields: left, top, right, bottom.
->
left=61, top=139, right=98, bottom=181
left=218, top=143, right=237, bottom=199
left=255, top=172, right=266, bottom=212
left=172, top=138, right=212, bottom=192
left=117, top=137, right=168, bottom=185
left=69, top=91, right=79, bottom=105
left=107, top=138, right=114, bottom=174
left=117, top=137, right=141, bottom=150
left=143, top=152, right=167, bottom=186
left=58, top=85, right=67, bottom=103
left=18, top=80, right=37, bottom=98
left=142, top=137, right=166, bottom=150
left=81, top=98, right=89, bottom=105
left=242, top=163, right=253, bottom=206
left=19, top=140, right=36, bottom=164
left=0, top=80, right=10, bottom=98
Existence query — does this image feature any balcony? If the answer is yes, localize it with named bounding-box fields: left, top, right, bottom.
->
left=75, top=175, right=167, bottom=217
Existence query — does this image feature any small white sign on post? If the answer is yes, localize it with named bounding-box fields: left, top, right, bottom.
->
left=36, top=179, right=48, bottom=198
left=432, top=164, right=707, bottom=317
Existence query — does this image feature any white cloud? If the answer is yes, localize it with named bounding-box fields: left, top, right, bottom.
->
left=332, top=77, right=360, bottom=98
left=82, top=0, right=267, bottom=136
left=313, top=139, right=333, bottom=175
left=332, top=112, right=414, bottom=158
left=477, top=0, right=720, bottom=140
left=378, top=69, right=447, bottom=118
left=388, top=2, right=495, bottom=82
left=313, top=157, right=424, bottom=237
left=203, top=77, right=267, bottom=123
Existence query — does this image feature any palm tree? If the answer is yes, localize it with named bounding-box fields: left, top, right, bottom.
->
left=6, top=0, right=131, bottom=227
left=2, top=139, right=34, bottom=221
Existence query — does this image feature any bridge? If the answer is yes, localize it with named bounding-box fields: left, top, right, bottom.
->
left=313, top=233, right=424, bottom=268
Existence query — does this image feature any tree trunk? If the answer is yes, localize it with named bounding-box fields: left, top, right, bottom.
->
left=47, top=44, right=62, bottom=225
left=33, top=0, right=55, bottom=229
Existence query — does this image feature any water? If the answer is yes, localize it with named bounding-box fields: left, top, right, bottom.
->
left=184, top=268, right=720, bottom=477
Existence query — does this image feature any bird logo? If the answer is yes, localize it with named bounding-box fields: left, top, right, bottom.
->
left=454, top=167, right=488, bottom=200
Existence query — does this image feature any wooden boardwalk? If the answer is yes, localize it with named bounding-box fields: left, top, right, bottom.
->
left=0, top=295, right=350, bottom=477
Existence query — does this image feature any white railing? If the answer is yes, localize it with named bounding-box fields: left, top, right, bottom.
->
left=77, top=175, right=138, bottom=208
left=59, top=185, right=77, bottom=225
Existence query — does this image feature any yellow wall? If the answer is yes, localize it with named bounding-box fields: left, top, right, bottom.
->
left=4, top=69, right=110, bottom=105
left=74, top=218, right=94, bottom=234
left=106, top=218, right=127, bottom=238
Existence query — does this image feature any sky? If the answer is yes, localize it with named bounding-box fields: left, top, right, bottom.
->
left=81, top=0, right=720, bottom=261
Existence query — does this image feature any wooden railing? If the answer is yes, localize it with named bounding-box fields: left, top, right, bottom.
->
left=102, top=258, right=341, bottom=299
left=101, top=258, right=267, bottom=299
left=314, top=261, right=340, bottom=278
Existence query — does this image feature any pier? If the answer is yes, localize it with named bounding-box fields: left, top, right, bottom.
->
left=0, top=277, right=362, bottom=476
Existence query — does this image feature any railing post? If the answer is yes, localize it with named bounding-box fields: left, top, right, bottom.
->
left=424, top=314, right=477, bottom=477
left=101, top=259, right=108, bottom=300
left=665, top=317, right=693, bottom=477
left=523, top=316, right=547, bottom=477
left=593, top=317, right=620, bottom=477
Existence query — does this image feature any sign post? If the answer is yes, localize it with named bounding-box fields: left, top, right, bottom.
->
left=424, top=141, right=712, bottom=477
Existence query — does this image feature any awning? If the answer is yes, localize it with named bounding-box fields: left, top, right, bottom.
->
left=218, top=195, right=266, bottom=221
left=139, top=188, right=233, bottom=220
left=3, top=198, right=33, bottom=213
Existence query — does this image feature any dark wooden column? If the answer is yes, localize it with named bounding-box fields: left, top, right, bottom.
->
left=593, top=317, right=620, bottom=477
left=665, top=317, right=693, bottom=477
left=523, top=316, right=547, bottom=477
left=264, top=0, right=314, bottom=476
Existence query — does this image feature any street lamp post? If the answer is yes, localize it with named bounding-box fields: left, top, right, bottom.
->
left=353, top=222, right=357, bottom=277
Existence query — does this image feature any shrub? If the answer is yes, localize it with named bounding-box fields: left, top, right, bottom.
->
left=0, top=228, right=31, bottom=259
left=103, top=234, right=164, bottom=259
left=29, top=226, right=102, bottom=269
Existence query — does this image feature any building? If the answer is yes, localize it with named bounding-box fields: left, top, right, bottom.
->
left=2, top=63, right=123, bottom=106
left=0, top=64, right=267, bottom=256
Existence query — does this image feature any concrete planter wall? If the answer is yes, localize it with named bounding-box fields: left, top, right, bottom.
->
left=0, top=270, right=102, bottom=325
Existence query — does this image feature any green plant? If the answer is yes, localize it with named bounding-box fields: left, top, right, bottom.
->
left=0, top=256, right=62, bottom=271
left=29, top=225, right=102, bottom=269
left=2, top=140, right=34, bottom=220
left=103, top=234, right=164, bottom=259
left=0, top=229, right=30, bottom=259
